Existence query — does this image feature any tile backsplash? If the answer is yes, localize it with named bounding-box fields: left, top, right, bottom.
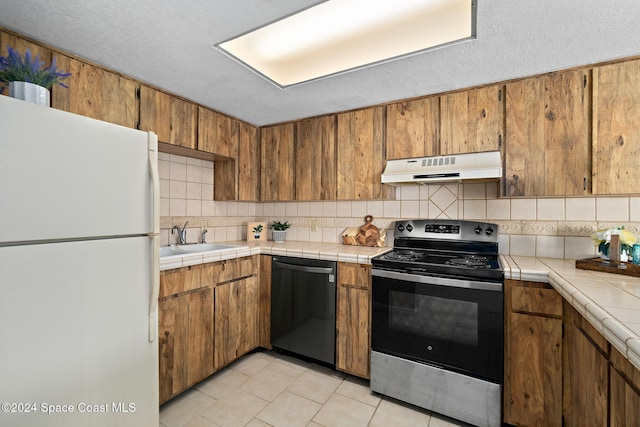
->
left=160, top=153, right=640, bottom=259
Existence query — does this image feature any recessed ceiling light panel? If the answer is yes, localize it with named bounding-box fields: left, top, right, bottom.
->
left=215, top=0, right=476, bottom=88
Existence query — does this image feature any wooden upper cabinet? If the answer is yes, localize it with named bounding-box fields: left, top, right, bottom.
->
left=386, top=97, right=440, bottom=160
left=337, top=107, right=395, bottom=200
left=139, top=85, right=197, bottom=149
left=440, top=84, right=504, bottom=155
left=504, top=70, right=590, bottom=197
left=215, top=122, right=260, bottom=201
left=295, top=115, right=337, bottom=200
left=51, top=54, right=138, bottom=128
left=236, top=122, right=260, bottom=201
left=593, top=59, right=640, bottom=194
left=260, top=123, right=295, bottom=201
left=198, top=106, right=238, bottom=158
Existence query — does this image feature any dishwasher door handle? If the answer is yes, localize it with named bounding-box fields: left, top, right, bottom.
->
left=273, top=261, right=334, bottom=275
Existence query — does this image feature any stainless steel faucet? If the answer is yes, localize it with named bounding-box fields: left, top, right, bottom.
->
left=172, top=221, right=189, bottom=245
left=201, top=229, right=208, bottom=244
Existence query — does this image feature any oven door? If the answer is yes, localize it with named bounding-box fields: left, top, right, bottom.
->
left=372, top=269, right=503, bottom=383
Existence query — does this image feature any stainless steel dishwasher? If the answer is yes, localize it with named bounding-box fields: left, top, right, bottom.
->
left=271, top=256, right=337, bottom=365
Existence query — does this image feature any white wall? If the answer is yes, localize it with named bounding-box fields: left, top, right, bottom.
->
left=160, top=154, right=640, bottom=259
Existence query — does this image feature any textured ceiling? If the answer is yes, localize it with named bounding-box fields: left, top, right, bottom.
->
left=1, top=1, right=639, bottom=126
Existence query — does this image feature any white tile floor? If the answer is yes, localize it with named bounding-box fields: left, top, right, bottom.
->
left=159, top=350, right=470, bottom=427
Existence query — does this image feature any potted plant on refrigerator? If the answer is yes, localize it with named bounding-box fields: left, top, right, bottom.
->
left=269, top=221, right=291, bottom=242
left=0, top=46, right=70, bottom=106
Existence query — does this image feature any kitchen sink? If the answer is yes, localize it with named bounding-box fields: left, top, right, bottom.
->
left=159, top=243, right=240, bottom=257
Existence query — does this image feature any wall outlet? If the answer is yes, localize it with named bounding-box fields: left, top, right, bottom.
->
left=310, top=219, right=318, bottom=232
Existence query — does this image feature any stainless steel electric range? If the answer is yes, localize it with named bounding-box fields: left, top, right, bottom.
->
left=370, top=219, right=504, bottom=427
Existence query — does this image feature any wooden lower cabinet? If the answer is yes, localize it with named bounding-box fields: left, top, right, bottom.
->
left=158, top=256, right=260, bottom=404
left=563, top=302, right=609, bottom=426
left=504, top=280, right=563, bottom=426
left=258, top=255, right=272, bottom=348
left=158, top=286, right=214, bottom=404
left=336, top=262, right=371, bottom=379
left=610, top=346, right=640, bottom=426
left=214, top=276, right=259, bottom=370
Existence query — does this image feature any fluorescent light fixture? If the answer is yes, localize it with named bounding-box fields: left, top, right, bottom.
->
left=216, top=0, right=475, bottom=87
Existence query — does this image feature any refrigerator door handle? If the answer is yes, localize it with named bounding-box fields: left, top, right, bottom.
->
left=148, top=133, right=160, bottom=342
left=148, top=133, right=160, bottom=236
left=149, top=235, right=160, bottom=342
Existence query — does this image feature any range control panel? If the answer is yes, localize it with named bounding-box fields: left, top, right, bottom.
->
left=393, top=219, right=498, bottom=243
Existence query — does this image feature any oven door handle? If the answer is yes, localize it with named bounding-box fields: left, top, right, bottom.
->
left=372, top=269, right=503, bottom=292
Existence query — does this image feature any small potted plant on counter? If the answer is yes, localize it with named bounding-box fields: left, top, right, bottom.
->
left=269, top=220, right=291, bottom=242
left=0, top=46, right=71, bottom=106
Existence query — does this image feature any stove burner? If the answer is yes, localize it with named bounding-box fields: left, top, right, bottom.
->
left=446, top=255, right=491, bottom=269
left=384, top=250, right=422, bottom=261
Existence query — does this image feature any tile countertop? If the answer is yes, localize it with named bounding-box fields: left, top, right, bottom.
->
left=501, top=255, right=640, bottom=372
left=159, top=240, right=392, bottom=271
left=161, top=246, right=640, bottom=370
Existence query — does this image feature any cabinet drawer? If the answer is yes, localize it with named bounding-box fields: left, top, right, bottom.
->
left=159, top=266, right=203, bottom=298
left=511, top=281, right=562, bottom=317
left=203, top=256, right=258, bottom=285
left=338, top=262, right=371, bottom=290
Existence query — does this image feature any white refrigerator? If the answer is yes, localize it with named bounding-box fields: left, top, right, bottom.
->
left=0, top=95, right=160, bottom=426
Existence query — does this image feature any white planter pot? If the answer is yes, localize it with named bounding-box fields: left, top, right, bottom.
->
left=9, top=81, right=50, bottom=106
left=272, top=230, right=287, bottom=242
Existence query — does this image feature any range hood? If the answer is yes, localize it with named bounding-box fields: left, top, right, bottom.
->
left=382, top=151, right=502, bottom=185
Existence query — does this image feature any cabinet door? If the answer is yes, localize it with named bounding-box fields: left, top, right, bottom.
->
left=506, top=312, right=562, bottom=426
left=198, top=106, right=238, bottom=157
left=610, top=367, right=640, bottom=426
left=337, top=107, right=395, bottom=200
left=336, top=263, right=371, bottom=379
left=386, top=97, right=440, bottom=160
left=564, top=306, right=609, bottom=426
left=295, top=115, right=337, bottom=200
left=440, top=84, right=504, bottom=155
left=258, top=255, right=272, bottom=348
left=570, top=327, right=608, bottom=426
left=158, top=287, right=214, bottom=403
left=504, top=71, right=590, bottom=196
left=51, top=54, right=138, bottom=128
left=504, top=280, right=563, bottom=426
left=593, top=59, right=640, bottom=194
left=260, top=123, right=295, bottom=201
left=237, top=122, right=260, bottom=201
left=609, top=346, right=640, bottom=426
left=214, top=276, right=259, bottom=370
left=139, top=85, right=197, bottom=148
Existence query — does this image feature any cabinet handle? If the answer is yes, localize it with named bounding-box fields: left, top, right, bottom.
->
left=273, top=261, right=334, bottom=274
left=583, top=177, right=587, bottom=191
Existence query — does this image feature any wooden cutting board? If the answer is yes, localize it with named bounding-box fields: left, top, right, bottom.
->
left=357, top=215, right=380, bottom=247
